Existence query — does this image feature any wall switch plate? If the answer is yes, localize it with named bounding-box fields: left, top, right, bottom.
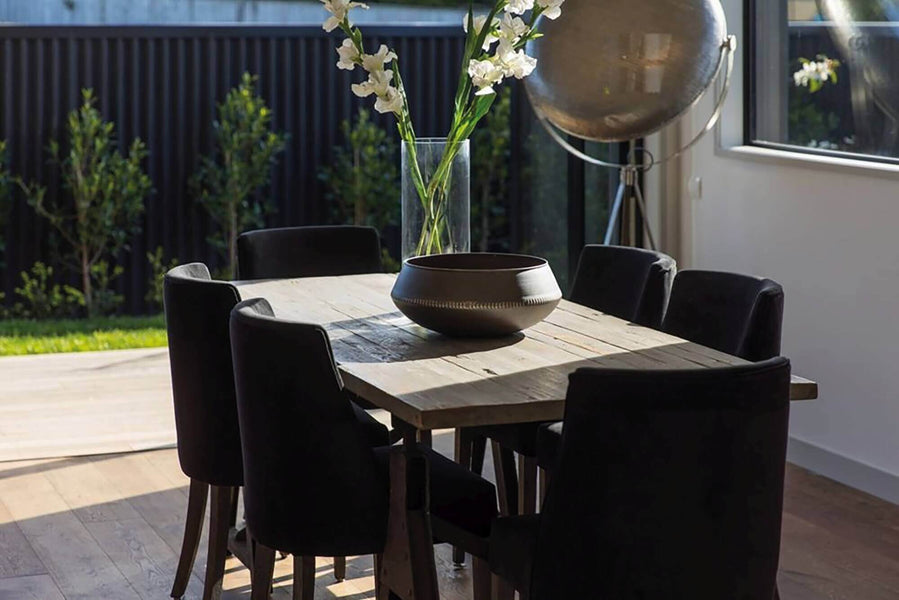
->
left=688, top=176, right=702, bottom=200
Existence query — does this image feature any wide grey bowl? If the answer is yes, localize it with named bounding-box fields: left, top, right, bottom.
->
left=391, top=253, right=562, bottom=337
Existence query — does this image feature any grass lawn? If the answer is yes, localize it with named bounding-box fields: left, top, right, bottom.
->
left=0, top=315, right=167, bottom=356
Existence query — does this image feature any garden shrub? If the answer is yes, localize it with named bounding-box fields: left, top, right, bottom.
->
left=11, top=262, right=83, bottom=319
left=320, top=107, right=401, bottom=271
left=145, top=246, right=178, bottom=312
left=22, top=89, right=153, bottom=318
left=191, top=72, right=287, bottom=279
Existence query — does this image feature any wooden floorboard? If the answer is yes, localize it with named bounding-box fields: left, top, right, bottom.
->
left=0, top=441, right=895, bottom=599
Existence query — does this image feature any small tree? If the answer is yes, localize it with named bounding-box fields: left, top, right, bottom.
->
left=191, top=73, right=287, bottom=278
left=320, top=108, right=400, bottom=231
left=25, top=89, right=152, bottom=317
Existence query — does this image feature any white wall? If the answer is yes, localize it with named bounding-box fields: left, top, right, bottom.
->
left=682, top=0, right=899, bottom=502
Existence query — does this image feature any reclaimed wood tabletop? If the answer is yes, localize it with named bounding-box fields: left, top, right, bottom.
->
left=234, top=273, right=818, bottom=431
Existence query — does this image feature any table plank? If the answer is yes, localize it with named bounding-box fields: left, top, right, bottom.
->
left=234, top=273, right=818, bottom=429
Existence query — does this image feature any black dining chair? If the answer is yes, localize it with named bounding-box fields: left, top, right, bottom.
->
left=461, top=245, right=676, bottom=522
left=492, top=357, right=792, bottom=600
left=536, top=268, right=785, bottom=473
left=661, top=269, right=784, bottom=362
left=164, top=263, right=244, bottom=600
left=165, top=264, right=375, bottom=599
left=229, top=298, right=499, bottom=600
left=236, top=225, right=382, bottom=280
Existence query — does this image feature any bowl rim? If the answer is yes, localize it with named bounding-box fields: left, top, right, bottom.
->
left=402, top=253, right=549, bottom=273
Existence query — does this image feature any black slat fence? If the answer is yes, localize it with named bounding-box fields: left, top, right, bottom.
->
left=0, top=25, right=475, bottom=313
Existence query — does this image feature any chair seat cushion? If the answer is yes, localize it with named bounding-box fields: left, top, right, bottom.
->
left=374, top=446, right=497, bottom=538
left=536, top=421, right=563, bottom=470
left=351, top=401, right=390, bottom=447
left=469, top=422, right=544, bottom=456
left=488, top=514, right=539, bottom=591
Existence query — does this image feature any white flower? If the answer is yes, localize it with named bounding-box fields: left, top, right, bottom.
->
left=321, top=0, right=368, bottom=32
left=351, top=69, right=394, bottom=98
left=496, top=47, right=537, bottom=79
left=374, top=86, right=404, bottom=114
left=361, top=44, right=398, bottom=73
left=792, top=56, right=839, bottom=90
left=336, top=38, right=360, bottom=70
left=468, top=58, right=505, bottom=95
left=497, top=13, right=528, bottom=42
left=536, top=0, right=564, bottom=20
left=505, top=0, right=534, bottom=15
left=463, top=14, right=499, bottom=49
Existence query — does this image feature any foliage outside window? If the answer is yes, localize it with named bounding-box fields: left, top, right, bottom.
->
left=748, top=0, right=899, bottom=161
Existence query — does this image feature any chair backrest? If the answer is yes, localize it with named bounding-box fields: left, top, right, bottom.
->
left=568, top=244, right=676, bottom=328
left=532, top=358, right=792, bottom=600
left=163, top=263, right=243, bottom=486
left=662, top=269, right=784, bottom=361
left=236, top=225, right=382, bottom=280
left=229, top=298, right=388, bottom=556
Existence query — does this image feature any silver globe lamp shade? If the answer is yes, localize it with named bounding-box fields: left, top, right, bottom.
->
left=524, top=0, right=737, bottom=248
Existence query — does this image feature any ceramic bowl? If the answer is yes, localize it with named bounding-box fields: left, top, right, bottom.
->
left=390, top=253, right=562, bottom=337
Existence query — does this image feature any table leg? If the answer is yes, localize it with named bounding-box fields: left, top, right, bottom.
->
left=377, top=443, right=439, bottom=600
left=452, top=428, right=472, bottom=566
left=417, top=429, right=432, bottom=448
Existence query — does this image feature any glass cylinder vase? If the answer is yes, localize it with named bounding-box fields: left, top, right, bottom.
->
left=401, top=138, right=470, bottom=260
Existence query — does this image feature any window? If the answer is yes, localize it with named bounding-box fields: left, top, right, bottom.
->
left=747, top=0, right=899, bottom=163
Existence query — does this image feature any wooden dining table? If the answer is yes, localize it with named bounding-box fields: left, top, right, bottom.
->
left=232, top=272, right=818, bottom=599
left=234, top=272, right=817, bottom=431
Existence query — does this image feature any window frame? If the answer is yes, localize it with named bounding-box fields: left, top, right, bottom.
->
left=742, top=0, right=899, bottom=167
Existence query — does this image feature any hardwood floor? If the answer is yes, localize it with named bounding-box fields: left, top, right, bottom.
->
left=0, top=433, right=897, bottom=599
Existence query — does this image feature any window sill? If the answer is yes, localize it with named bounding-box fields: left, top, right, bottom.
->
left=714, top=143, right=899, bottom=181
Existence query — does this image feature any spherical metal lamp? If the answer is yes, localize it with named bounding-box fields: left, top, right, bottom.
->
left=524, top=0, right=736, bottom=247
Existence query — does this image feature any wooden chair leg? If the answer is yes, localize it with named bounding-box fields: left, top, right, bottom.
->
left=471, top=435, right=487, bottom=476
left=293, top=555, right=315, bottom=600
left=492, top=441, right=519, bottom=516
left=453, top=428, right=474, bottom=565
left=518, top=455, right=538, bottom=515
left=171, top=479, right=208, bottom=599
left=250, top=543, right=276, bottom=600
left=472, top=557, right=491, bottom=600
left=224, top=487, right=240, bottom=559
left=333, top=555, right=346, bottom=581
left=373, top=554, right=381, bottom=594
left=228, top=487, right=240, bottom=527
left=203, top=485, right=234, bottom=600
left=538, top=467, right=550, bottom=509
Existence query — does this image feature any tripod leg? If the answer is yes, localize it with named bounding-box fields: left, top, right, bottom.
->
left=632, top=179, right=658, bottom=251
left=603, top=180, right=627, bottom=245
